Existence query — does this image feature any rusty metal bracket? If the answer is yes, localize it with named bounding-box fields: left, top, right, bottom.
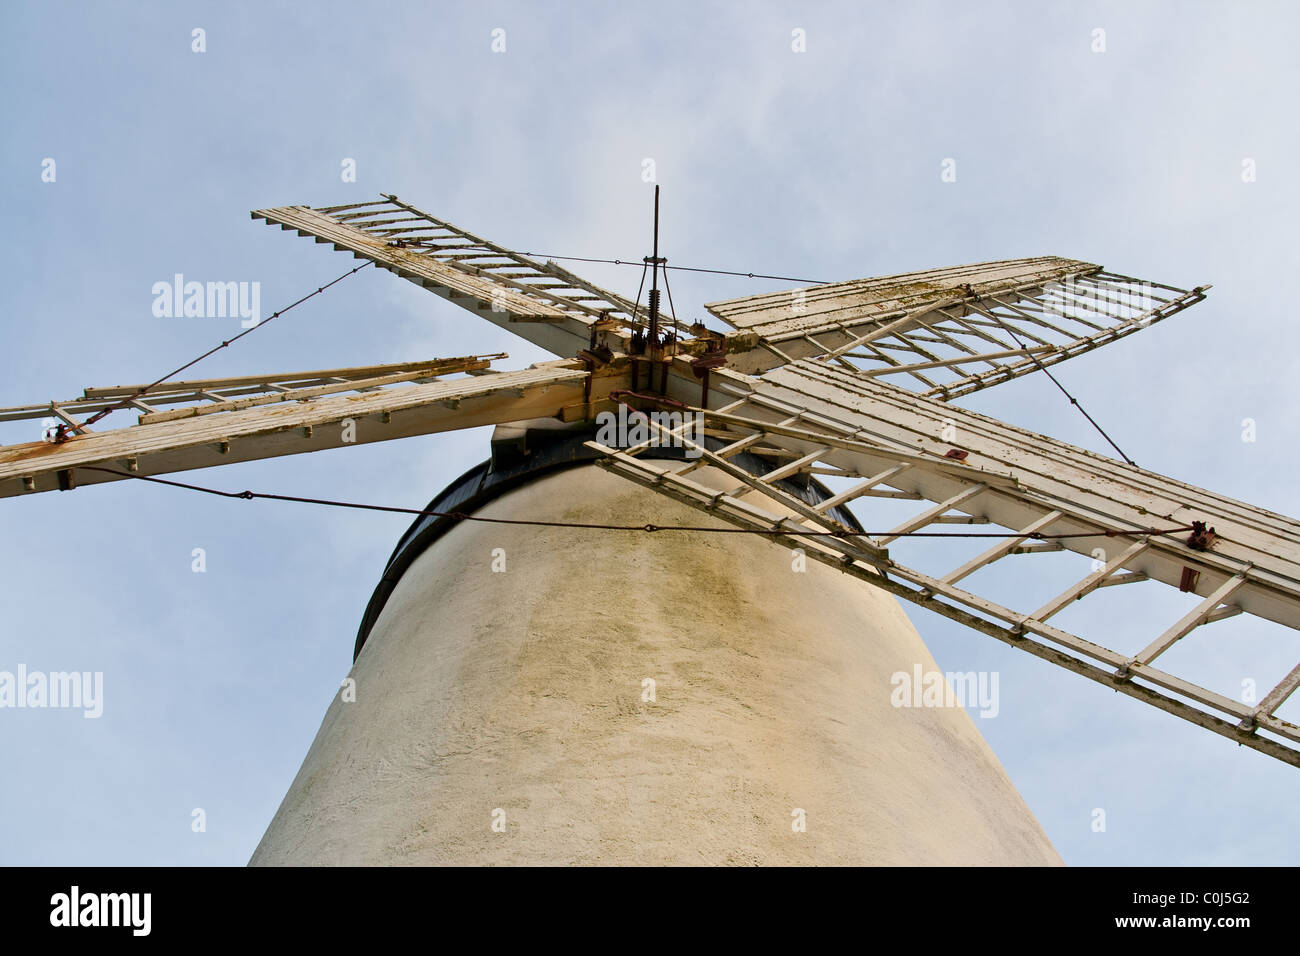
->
left=1187, top=520, right=1218, bottom=552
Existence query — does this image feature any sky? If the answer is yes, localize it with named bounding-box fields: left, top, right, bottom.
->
left=1, top=0, right=1298, bottom=866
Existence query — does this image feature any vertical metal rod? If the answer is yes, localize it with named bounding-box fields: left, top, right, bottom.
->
left=648, top=185, right=661, bottom=358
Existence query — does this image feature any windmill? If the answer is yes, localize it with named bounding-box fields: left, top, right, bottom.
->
left=4, top=188, right=1296, bottom=866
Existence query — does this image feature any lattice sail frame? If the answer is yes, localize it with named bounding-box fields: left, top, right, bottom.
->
left=707, top=258, right=1208, bottom=399
left=252, top=196, right=690, bottom=360
left=7, top=191, right=1300, bottom=768
left=584, top=359, right=1300, bottom=767
left=0, top=355, right=505, bottom=432
left=0, top=358, right=591, bottom=496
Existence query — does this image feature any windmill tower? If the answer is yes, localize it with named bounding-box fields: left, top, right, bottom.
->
left=5, top=189, right=1298, bottom=865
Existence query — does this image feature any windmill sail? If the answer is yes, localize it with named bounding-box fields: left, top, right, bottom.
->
left=252, top=196, right=682, bottom=359
left=707, top=258, right=1208, bottom=397
left=0, top=360, right=590, bottom=497
left=587, top=358, right=1300, bottom=766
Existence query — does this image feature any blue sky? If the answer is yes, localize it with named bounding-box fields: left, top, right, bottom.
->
left=2, top=0, right=1298, bottom=865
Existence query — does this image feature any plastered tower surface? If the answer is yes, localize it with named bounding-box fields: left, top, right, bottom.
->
left=252, top=464, right=1062, bottom=866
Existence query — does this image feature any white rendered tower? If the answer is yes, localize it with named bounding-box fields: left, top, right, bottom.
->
left=251, top=423, right=1061, bottom=865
